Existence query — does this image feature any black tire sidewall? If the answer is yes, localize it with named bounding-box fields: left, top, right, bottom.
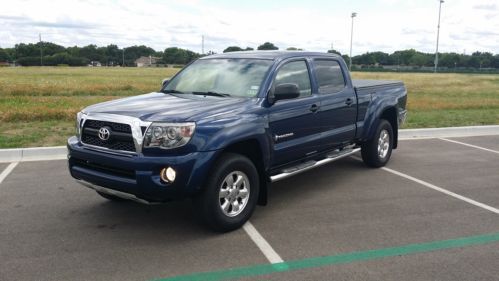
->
left=362, top=119, right=393, bottom=167
left=196, top=153, right=259, bottom=232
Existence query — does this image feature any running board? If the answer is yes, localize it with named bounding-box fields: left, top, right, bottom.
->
left=270, top=148, right=361, bottom=182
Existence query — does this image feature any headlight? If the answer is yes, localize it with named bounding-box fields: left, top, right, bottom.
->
left=143, top=122, right=195, bottom=149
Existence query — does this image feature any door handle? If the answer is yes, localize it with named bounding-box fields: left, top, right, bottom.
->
left=309, top=104, right=319, bottom=112
left=345, top=98, right=354, bottom=106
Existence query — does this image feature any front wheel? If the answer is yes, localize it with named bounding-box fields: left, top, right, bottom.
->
left=193, top=153, right=259, bottom=232
left=361, top=119, right=393, bottom=168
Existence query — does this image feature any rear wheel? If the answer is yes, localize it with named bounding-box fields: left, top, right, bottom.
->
left=193, top=153, right=259, bottom=232
left=361, top=119, right=393, bottom=168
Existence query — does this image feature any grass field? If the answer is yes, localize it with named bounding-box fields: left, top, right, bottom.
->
left=0, top=67, right=498, bottom=148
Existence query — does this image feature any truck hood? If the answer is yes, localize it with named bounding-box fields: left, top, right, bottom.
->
left=83, top=92, right=254, bottom=122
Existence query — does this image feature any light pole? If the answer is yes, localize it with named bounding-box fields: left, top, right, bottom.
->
left=202, top=35, right=205, bottom=55
left=39, top=33, right=43, bottom=66
left=349, top=12, right=357, bottom=70
left=434, top=0, right=444, bottom=73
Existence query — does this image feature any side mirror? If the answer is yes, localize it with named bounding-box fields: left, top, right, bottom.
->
left=270, top=83, right=300, bottom=104
left=161, top=78, right=170, bottom=88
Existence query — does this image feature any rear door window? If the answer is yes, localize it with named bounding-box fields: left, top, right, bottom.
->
left=314, top=60, right=346, bottom=94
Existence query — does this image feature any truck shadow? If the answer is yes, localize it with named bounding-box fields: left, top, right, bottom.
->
left=77, top=197, right=214, bottom=238
left=268, top=157, right=365, bottom=203
left=75, top=157, right=365, bottom=236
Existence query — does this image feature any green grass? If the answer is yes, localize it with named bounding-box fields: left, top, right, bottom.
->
left=351, top=72, right=499, bottom=128
left=0, top=67, right=498, bottom=148
left=0, top=67, right=176, bottom=148
left=0, top=121, right=75, bottom=148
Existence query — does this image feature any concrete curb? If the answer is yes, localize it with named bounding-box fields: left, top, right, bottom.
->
left=0, top=146, right=67, bottom=163
left=1, top=125, right=498, bottom=163
left=398, top=125, right=499, bottom=140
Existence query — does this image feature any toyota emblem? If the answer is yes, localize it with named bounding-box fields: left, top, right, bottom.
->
left=98, top=126, right=111, bottom=141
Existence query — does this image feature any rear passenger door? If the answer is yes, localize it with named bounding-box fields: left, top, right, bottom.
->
left=268, top=59, right=322, bottom=167
left=313, top=59, right=357, bottom=148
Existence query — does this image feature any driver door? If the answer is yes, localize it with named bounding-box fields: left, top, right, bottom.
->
left=268, top=59, right=322, bottom=167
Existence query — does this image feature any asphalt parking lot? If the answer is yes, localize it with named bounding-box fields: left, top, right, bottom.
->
left=1, top=135, right=498, bottom=281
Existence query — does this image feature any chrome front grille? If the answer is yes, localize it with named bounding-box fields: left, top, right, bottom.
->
left=81, top=120, right=136, bottom=152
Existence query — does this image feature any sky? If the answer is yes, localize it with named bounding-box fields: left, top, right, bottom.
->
left=0, top=0, right=498, bottom=55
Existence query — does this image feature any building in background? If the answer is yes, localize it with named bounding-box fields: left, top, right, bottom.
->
left=135, top=55, right=160, bottom=67
left=88, top=61, right=102, bottom=67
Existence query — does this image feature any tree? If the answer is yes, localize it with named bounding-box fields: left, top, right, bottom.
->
left=39, top=42, right=65, bottom=56
left=341, top=54, right=350, bottom=64
left=163, top=47, right=200, bottom=64
left=471, top=51, right=493, bottom=68
left=223, top=46, right=243, bottom=53
left=391, top=49, right=417, bottom=65
left=0, top=48, right=10, bottom=62
left=79, top=45, right=101, bottom=61
left=16, top=56, right=40, bottom=66
left=492, top=55, right=499, bottom=68
left=124, top=45, right=156, bottom=65
left=438, top=52, right=461, bottom=68
left=104, top=44, right=121, bottom=66
left=15, top=43, right=39, bottom=58
left=287, top=47, right=303, bottom=51
left=257, top=42, right=278, bottom=50
left=410, top=52, right=430, bottom=66
left=244, top=47, right=254, bottom=51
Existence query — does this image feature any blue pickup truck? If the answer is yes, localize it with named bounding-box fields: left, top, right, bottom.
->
left=68, top=51, right=407, bottom=232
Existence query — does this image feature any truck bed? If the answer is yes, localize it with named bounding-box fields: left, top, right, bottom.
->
left=353, top=79, right=404, bottom=90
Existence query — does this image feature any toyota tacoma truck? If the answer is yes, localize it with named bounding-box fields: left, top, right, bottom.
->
left=68, top=51, right=407, bottom=232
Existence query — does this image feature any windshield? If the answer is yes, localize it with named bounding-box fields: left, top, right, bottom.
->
left=164, top=58, right=273, bottom=98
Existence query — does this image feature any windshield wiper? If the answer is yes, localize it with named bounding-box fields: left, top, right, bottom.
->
left=192, top=91, right=231, bottom=97
left=161, top=89, right=184, bottom=94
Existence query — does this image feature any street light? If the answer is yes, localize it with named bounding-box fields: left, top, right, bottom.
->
left=349, top=12, right=357, bottom=70
left=434, top=0, right=444, bottom=73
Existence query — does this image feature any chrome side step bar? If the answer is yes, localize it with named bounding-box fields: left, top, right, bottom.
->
left=270, top=148, right=361, bottom=182
left=76, top=179, right=156, bottom=205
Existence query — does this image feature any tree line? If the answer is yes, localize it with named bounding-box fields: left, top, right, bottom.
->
left=347, top=49, right=499, bottom=69
left=0, top=41, right=497, bottom=69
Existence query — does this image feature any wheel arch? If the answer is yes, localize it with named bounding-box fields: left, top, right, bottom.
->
left=380, top=107, right=398, bottom=149
left=217, top=139, right=269, bottom=206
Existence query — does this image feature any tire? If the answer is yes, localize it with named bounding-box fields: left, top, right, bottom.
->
left=361, top=119, right=393, bottom=168
left=193, top=153, right=259, bottom=232
left=96, top=191, right=127, bottom=202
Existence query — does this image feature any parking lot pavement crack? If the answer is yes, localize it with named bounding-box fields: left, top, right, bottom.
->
left=0, top=162, right=18, bottom=185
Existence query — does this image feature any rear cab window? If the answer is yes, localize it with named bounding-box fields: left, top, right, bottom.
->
left=314, top=59, right=346, bottom=94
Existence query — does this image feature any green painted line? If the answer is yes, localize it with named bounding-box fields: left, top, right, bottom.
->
left=154, top=232, right=499, bottom=281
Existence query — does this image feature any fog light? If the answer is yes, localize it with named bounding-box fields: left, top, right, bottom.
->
left=160, top=167, right=176, bottom=183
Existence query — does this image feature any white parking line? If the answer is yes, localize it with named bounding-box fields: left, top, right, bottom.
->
left=439, top=138, right=499, bottom=155
left=243, top=221, right=284, bottom=264
left=381, top=166, right=499, bottom=214
left=0, top=162, right=19, bottom=185
left=351, top=155, right=498, bottom=214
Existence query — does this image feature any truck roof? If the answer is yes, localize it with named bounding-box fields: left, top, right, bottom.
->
left=200, top=51, right=342, bottom=60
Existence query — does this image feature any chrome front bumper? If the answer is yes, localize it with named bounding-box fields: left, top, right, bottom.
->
left=76, top=179, right=157, bottom=205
